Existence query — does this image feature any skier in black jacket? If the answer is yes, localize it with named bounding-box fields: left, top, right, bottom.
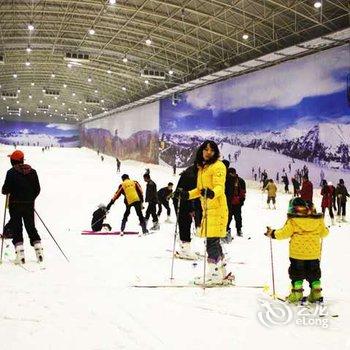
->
left=173, top=164, right=202, bottom=259
left=157, top=182, right=173, bottom=222
left=1, top=150, right=43, bottom=264
left=143, top=173, right=159, bottom=230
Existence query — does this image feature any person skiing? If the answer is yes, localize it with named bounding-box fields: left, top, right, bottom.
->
left=300, top=175, right=313, bottom=205
left=335, top=179, right=349, bottom=222
left=173, top=163, right=176, bottom=176
left=226, top=168, right=246, bottom=237
left=265, top=198, right=329, bottom=303
left=157, top=182, right=173, bottom=223
left=320, top=180, right=335, bottom=225
left=177, top=140, right=232, bottom=285
left=263, top=179, right=277, bottom=209
left=291, top=177, right=300, bottom=197
left=143, top=173, right=160, bottom=230
left=116, top=158, right=121, bottom=172
left=1, top=150, right=43, bottom=264
left=282, top=174, right=289, bottom=193
left=221, top=160, right=233, bottom=243
left=106, top=174, right=148, bottom=235
left=173, top=164, right=201, bottom=260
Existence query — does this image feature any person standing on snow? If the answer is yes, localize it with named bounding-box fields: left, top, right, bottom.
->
left=143, top=173, right=160, bottom=231
left=106, top=174, right=148, bottom=235
left=320, top=180, right=335, bottom=225
left=157, top=182, right=174, bottom=223
left=2, top=150, right=43, bottom=264
left=263, top=179, right=277, bottom=209
left=176, top=140, right=232, bottom=285
left=173, top=164, right=202, bottom=260
left=300, top=175, right=313, bottom=206
left=265, top=198, right=328, bottom=303
left=335, top=179, right=349, bottom=222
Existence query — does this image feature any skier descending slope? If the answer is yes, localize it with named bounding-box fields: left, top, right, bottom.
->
left=106, top=174, right=148, bottom=235
left=1, top=150, right=43, bottom=264
left=177, top=140, right=233, bottom=286
left=173, top=163, right=202, bottom=260
left=265, top=198, right=329, bottom=303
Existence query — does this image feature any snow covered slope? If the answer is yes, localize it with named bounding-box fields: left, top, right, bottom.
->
left=0, top=145, right=349, bottom=350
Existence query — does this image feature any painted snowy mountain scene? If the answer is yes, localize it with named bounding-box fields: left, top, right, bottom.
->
left=160, top=45, right=350, bottom=185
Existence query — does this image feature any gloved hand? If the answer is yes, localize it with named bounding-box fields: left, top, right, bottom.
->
left=174, top=188, right=189, bottom=200
left=264, top=226, right=274, bottom=238
left=200, top=188, right=215, bottom=199
left=106, top=199, right=115, bottom=211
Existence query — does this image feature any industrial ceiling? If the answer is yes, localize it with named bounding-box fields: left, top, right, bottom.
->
left=0, top=0, right=348, bottom=123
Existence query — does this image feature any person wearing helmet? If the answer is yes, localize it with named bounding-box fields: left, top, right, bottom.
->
left=265, top=198, right=329, bottom=303
left=2, top=150, right=43, bottom=264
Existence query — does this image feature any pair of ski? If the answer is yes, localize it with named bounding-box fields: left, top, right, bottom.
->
left=268, top=294, right=339, bottom=318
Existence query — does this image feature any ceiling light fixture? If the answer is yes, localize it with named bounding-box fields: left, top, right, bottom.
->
left=39, top=100, right=43, bottom=103
left=242, top=33, right=249, bottom=40
left=72, top=92, right=76, bottom=96
left=122, top=86, right=126, bottom=91
left=88, top=28, right=95, bottom=35
left=145, top=37, right=152, bottom=46
left=314, top=1, right=322, bottom=8
left=168, top=69, right=174, bottom=75
left=63, top=84, right=67, bottom=88
left=13, top=73, right=18, bottom=79
left=29, top=95, right=32, bottom=99
left=94, top=89, right=98, bottom=93
left=17, top=88, right=21, bottom=93
left=109, top=0, right=116, bottom=4
left=27, top=23, right=34, bottom=31
left=87, top=76, right=92, bottom=83
left=67, top=63, right=72, bottom=68
left=144, top=80, right=149, bottom=85
left=25, top=59, right=31, bottom=67
left=107, top=69, right=112, bottom=74
left=26, top=45, right=32, bottom=53
left=31, top=82, right=35, bottom=86
left=122, top=56, right=128, bottom=63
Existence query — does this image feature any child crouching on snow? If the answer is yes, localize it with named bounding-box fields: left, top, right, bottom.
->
left=264, top=198, right=329, bottom=303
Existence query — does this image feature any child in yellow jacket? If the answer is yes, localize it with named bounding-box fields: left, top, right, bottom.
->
left=265, top=197, right=329, bottom=303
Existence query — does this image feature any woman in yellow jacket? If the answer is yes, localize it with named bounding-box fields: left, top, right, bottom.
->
left=265, top=197, right=329, bottom=303
left=179, top=140, right=231, bottom=285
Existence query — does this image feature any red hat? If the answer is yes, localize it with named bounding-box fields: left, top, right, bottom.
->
left=8, top=150, right=24, bottom=161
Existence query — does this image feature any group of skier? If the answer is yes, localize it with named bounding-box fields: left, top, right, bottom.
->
left=2, top=141, right=349, bottom=300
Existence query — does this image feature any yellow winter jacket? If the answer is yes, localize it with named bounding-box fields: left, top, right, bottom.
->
left=274, top=215, right=329, bottom=260
left=264, top=182, right=277, bottom=197
left=188, top=161, right=228, bottom=238
left=113, top=179, right=142, bottom=205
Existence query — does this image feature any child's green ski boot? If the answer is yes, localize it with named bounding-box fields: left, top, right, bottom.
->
left=308, top=281, right=323, bottom=303
left=287, top=280, right=304, bottom=303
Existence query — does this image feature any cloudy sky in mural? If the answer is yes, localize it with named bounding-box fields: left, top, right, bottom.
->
left=160, top=45, right=350, bottom=133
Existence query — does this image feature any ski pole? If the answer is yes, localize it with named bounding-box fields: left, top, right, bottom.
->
left=202, top=189, right=208, bottom=290
left=170, top=190, right=182, bottom=280
left=34, top=209, right=69, bottom=262
left=269, top=236, right=276, bottom=299
left=0, top=195, right=9, bottom=264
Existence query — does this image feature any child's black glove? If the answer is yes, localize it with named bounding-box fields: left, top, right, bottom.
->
left=200, top=188, right=215, bottom=199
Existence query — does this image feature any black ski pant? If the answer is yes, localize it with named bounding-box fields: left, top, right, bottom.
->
left=322, top=206, right=334, bottom=219
left=207, top=238, right=224, bottom=263
left=9, top=203, right=41, bottom=247
left=227, top=204, right=242, bottom=232
left=178, top=210, right=192, bottom=243
left=121, top=201, right=146, bottom=232
left=157, top=200, right=171, bottom=217
left=337, top=198, right=346, bottom=216
left=145, top=202, right=158, bottom=223
left=288, top=258, right=321, bottom=287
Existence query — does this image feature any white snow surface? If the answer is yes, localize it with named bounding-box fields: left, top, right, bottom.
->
left=0, top=145, right=350, bottom=350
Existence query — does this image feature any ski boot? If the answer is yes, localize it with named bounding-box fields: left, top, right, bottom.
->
left=221, top=229, right=233, bottom=244
left=307, top=281, right=323, bottom=303
left=33, top=241, right=44, bottom=263
left=15, top=244, right=25, bottom=265
left=287, top=280, right=304, bottom=303
left=165, top=216, right=172, bottom=224
left=150, top=221, right=160, bottom=231
left=175, top=242, right=198, bottom=260
left=194, top=261, right=224, bottom=286
left=220, top=258, right=235, bottom=284
left=237, top=229, right=243, bottom=237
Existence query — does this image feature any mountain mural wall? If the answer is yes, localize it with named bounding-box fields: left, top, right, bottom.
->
left=0, top=120, right=80, bottom=147
left=159, top=44, right=350, bottom=186
left=80, top=102, right=159, bottom=163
